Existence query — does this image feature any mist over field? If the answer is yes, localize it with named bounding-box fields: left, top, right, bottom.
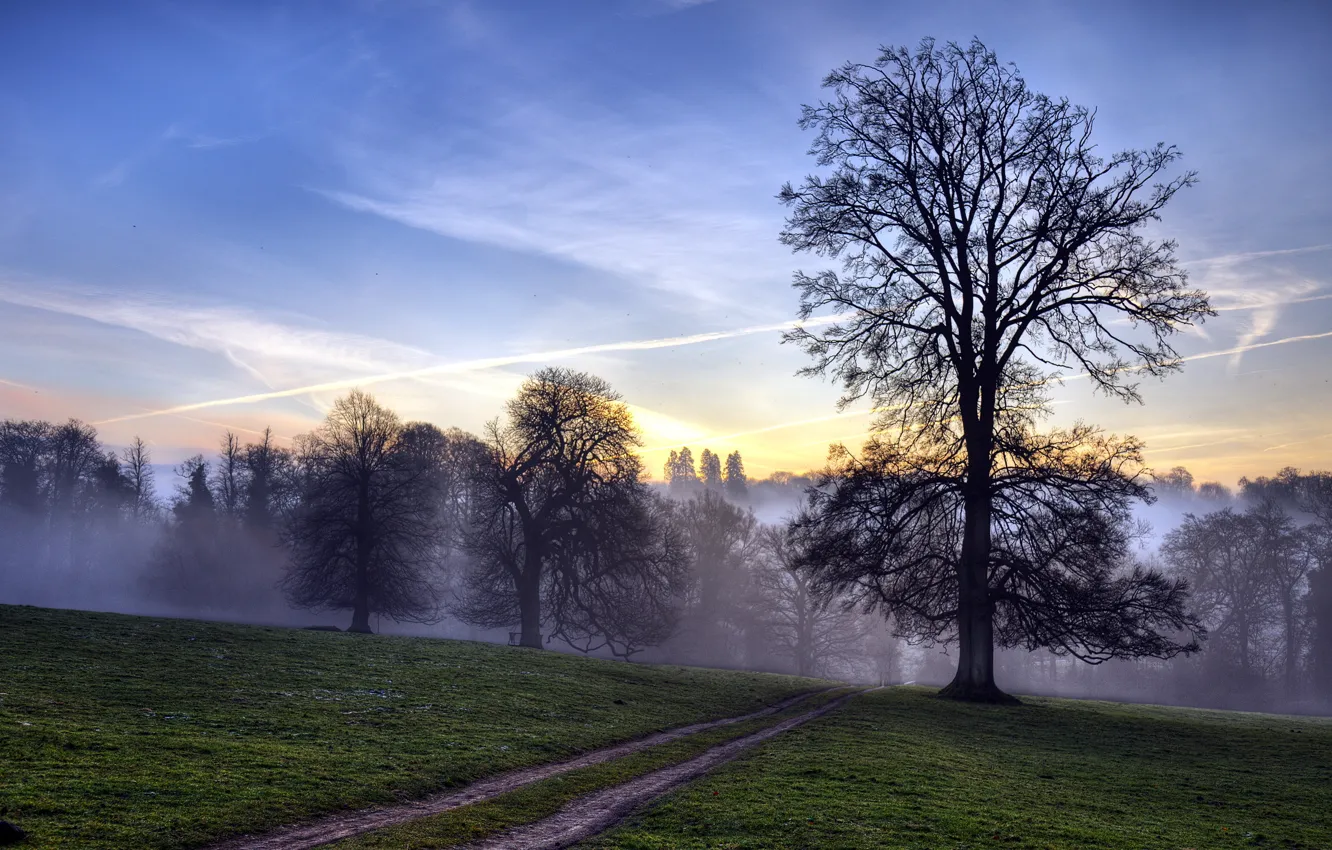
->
left=2, top=410, right=1328, bottom=718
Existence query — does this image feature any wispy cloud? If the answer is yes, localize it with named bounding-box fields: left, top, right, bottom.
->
left=92, top=123, right=259, bottom=189
left=164, top=124, right=258, bottom=149
left=1182, top=242, right=1332, bottom=366
left=323, top=88, right=794, bottom=312
left=0, top=279, right=441, bottom=386
left=1184, top=243, right=1332, bottom=268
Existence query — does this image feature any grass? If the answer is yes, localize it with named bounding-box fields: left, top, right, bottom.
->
left=328, top=688, right=854, bottom=849
left=0, top=604, right=825, bottom=849
left=582, top=687, right=1332, bottom=850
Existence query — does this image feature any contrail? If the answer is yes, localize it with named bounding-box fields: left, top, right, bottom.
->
left=92, top=316, right=846, bottom=426
left=1177, top=329, right=1332, bottom=365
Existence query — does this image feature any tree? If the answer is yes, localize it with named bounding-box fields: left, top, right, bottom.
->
left=143, top=455, right=224, bottom=609
left=757, top=525, right=869, bottom=677
left=724, top=450, right=747, bottom=500
left=457, top=368, right=687, bottom=655
left=45, top=420, right=105, bottom=574
left=779, top=38, right=1210, bottom=700
left=1153, top=466, right=1196, bottom=500
left=1309, top=540, right=1332, bottom=704
left=792, top=435, right=1202, bottom=698
left=699, top=449, right=723, bottom=490
left=1246, top=497, right=1319, bottom=699
left=281, top=391, right=444, bottom=633
left=121, top=437, right=159, bottom=523
left=1162, top=508, right=1275, bottom=685
left=665, top=447, right=699, bottom=495
left=1297, top=473, right=1332, bottom=702
left=672, top=489, right=761, bottom=666
left=211, top=431, right=245, bottom=521
left=0, top=419, right=50, bottom=515
left=240, top=428, right=293, bottom=532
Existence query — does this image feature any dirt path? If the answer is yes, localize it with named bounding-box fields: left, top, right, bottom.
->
left=205, top=688, right=838, bottom=850
left=460, top=688, right=870, bottom=850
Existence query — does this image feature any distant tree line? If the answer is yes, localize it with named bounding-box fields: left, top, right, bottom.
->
left=0, top=370, right=891, bottom=680
left=4, top=390, right=1332, bottom=705
left=1154, top=467, right=1332, bottom=709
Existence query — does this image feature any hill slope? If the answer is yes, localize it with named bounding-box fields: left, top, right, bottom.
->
left=0, top=605, right=823, bottom=849
left=585, top=686, right=1332, bottom=849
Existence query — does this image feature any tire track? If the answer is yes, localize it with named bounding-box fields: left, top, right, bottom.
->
left=206, top=688, right=840, bottom=850
left=459, top=688, right=872, bottom=850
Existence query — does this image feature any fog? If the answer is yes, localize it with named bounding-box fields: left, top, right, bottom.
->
left=1, top=417, right=1328, bottom=716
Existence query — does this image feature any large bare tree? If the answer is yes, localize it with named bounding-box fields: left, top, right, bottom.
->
left=780, top=38, right=1211, bottom=700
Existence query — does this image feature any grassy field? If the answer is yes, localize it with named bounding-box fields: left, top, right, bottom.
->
left=584, top=687, right=1332, bottom=850
left=327, top=688, right=854, bottom=849
left=0, top=605, right=824, bottom=849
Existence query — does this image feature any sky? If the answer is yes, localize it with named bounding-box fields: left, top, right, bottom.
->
left=1, top=0, right=1330, bottom=485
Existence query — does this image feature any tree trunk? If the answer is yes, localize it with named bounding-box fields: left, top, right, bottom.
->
left=348, top=479, right=374, bottom=634
left=517, top=559, right=543, bottom=649
left=349, top=592, right=372, bottom=634
left=939, top=483, right=1017, bottom=704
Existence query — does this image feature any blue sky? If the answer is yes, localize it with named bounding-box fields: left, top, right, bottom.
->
left=2, top=0, right=1330, bottom=483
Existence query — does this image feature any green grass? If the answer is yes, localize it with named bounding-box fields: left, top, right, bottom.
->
left=329, top=688, right=854, bottom=849
left=582, top=687, right=1332, bottom=850
left=0, top=605, right=825, bottom=849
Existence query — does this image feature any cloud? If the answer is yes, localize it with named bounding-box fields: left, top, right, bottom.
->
left=0, top=278, right=442, bottom=389
left=1181, top=242, right=1332, bottom=368
left=322, top=86, right=795, bottom=313
left=1184, top=243, right=1332, bottom=269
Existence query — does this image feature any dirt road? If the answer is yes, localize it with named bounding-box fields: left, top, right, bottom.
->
left=460, top=688, right=869, bottom=850
left=206, top=688, right=838, bottom=850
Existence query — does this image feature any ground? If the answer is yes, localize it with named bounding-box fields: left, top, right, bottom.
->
left=4, top=605, right=1330, bottom=850
left=582, top=687, right=1332, bottom=850
left=0, top=605, right=821, bottom=849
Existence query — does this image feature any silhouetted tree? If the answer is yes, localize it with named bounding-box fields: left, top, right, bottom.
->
left=211, top=432, right=245, bottom=521
left=544, top=490, right=689, bottom=659
left=779, top=38, right=1211, bottom=700
left=241, top=428, right=293, bottom=532
left=757, top=525, right=868, bottom=677
left=46, top=420, right=105, bottom=574
left=671, top=489, right=760, bottom=666
left=121, top=437, right=159, bottom=523
left=699, top=449, right=723, bottom=490
left=0, top=419, right=49, bottom=515
left=1153, top=466, right=1196, bottom=500
left=281, top=391, right=444, bottom=633
left=1310, top=547, right=1332, bottom=704
left=1163, top=507, right=1276, bottom=688
left=143, top=455, right=225, bottom=609
left=1298, top=473, right=1332, bottom=701
left=665, top=447, right=699, bottom=495
left=724, top=450, right=747, bottom=500
left=457, top=368, right=687, bottom=655
left=791, top=434, right=1203, bottom=701
left=1197, top=482, right=1233, bottom=503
